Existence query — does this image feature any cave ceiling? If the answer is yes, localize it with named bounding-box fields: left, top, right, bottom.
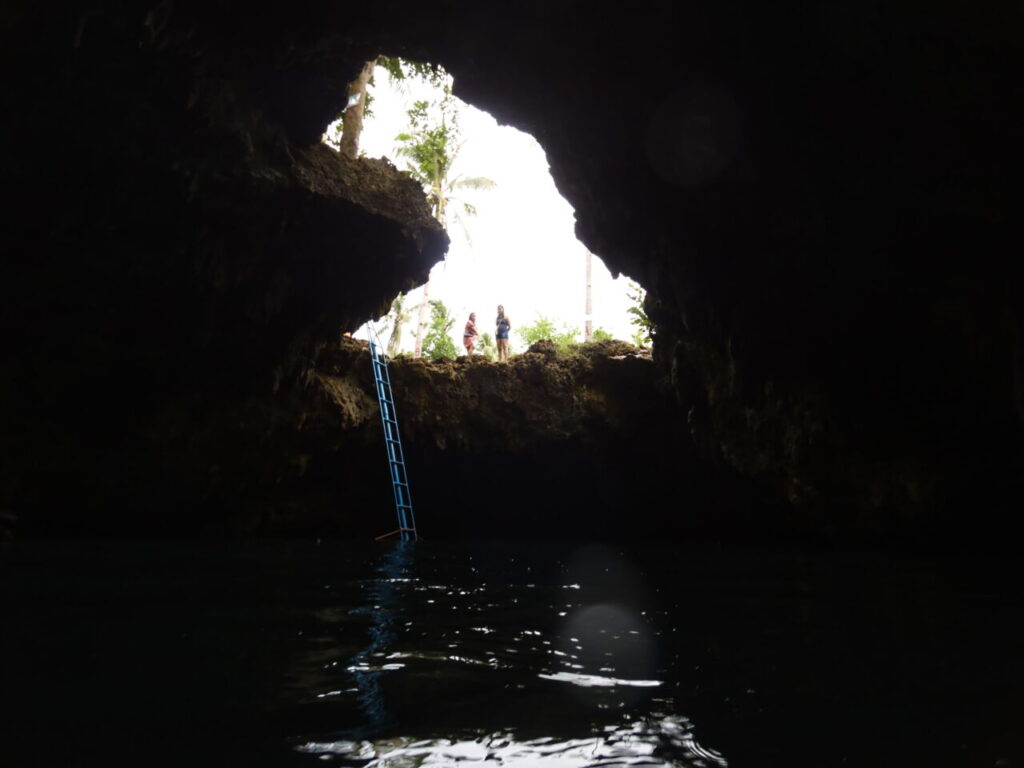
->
left=1, top=1, right=1020, bottom=538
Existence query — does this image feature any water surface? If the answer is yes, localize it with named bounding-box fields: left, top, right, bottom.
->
left=2, top=539, right=1021, bottom=766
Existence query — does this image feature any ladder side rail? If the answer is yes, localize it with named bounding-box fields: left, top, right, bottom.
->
left=385, top=419, right=415, bottom=540
left=367, top=337, right=417, bottom=541
left=370, top=340, right=402, bottom=529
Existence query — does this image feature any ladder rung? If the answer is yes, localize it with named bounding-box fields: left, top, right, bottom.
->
left=369, top=348, right=416, bottom=536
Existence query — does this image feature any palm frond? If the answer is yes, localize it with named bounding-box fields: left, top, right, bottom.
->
left=449, top=209, right=475, bottom=249
left=455, top=176, right=498, bottom=191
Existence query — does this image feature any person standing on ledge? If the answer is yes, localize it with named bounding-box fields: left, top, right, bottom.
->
left=463, top=312, right=478, bottom=355
left=495, top=305, right=511, bottom=362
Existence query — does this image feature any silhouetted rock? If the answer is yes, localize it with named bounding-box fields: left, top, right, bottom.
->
left=2, top=1, right=1019, bottom=545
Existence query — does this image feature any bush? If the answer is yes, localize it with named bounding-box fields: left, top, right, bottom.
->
left=626, top=281, right=653, bottom=348
left=422, top=300, right=457, bottom=360
left=516, top=314, right=579, bottom=356
left=477, top=332, right=497, bottom=361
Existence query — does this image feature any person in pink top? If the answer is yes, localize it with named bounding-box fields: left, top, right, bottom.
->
left=463, top=312, right=478, bottom=355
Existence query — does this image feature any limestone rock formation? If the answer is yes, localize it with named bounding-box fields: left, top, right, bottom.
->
left=2, top=1, right=1020, bottom=544
left=274, top=338, right=695, bottom=539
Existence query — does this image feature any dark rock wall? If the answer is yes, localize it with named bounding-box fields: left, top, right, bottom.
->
left=2, top=2, right=447, bottom=535
left=435, top=2, right=1023, bottom=536
left=2, top=1, right=1020, bottom=541
left=266, top=340, right=726, bottom=541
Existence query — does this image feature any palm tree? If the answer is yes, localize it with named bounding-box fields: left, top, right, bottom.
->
left=385, top=293, right=411, bottom=356
left=394, top=101, right=497, bottom=227
left=338, top=59, right=376, bottom=158
left=326, top=56, right=445, bottom=158
left=394, top=86, right=496, bottom=357
left=477, top=332, right=497, bottom=361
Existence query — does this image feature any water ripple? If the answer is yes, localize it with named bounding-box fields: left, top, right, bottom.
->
left=298, top=716, right=726, bottom=767
left=285, top=542, right=727, bottom=767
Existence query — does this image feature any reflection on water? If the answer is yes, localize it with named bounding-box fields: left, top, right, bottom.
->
left=3, top=539, right=1022, bottom=766
left=299, top=715, right=726, bottom=767
left=343, top=540, right=416, bottom=737
left=292, top=541, right=725, bottom=765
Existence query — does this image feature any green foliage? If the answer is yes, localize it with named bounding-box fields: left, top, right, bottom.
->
left=393, top=75, right=495, bottom=232
left=422, top=299, right=457, bottom=361
left=325, top=56, right=448, bottom=151
left=378, top=56, right=446, bottom=88
left=395, top=94, right=457, bottom=222
left=517, top=315, right=580, bottom=355
left=626, top=280, right=653, bottom=348
left=478, top=332, right=497, bottom=361
left=516, top=315, right=555, bottom=346
left=379, top=56, right=406, bottom=81
left=591, top=327, right=613, bottom=342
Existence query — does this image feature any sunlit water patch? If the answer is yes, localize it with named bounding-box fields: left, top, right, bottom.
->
left=2, top=538, right=1022, bottom=766
left=286, top=541, right=717, bottom=765
left=298, top=715, right=726, bottom=767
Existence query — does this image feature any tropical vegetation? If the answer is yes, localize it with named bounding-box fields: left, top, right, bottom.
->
left=421, top=299, right=458, bottom=361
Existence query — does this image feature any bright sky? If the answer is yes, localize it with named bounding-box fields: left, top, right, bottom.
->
left=345, top=65, right=642, bottom=353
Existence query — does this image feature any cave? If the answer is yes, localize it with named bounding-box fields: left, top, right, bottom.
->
left=4, top=3, right=1021, bottom=544
left=2, top=2, right=1022, bottom=765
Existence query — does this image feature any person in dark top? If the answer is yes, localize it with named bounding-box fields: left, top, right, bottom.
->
left=495, top=305, right=511, bottom=362
left=463, top=312, right=478, bottom=355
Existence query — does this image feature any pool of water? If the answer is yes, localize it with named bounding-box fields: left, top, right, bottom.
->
left=2, top=539, right=1021, bottom=766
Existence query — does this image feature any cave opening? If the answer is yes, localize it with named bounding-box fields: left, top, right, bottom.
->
left=323, top=58, right=650, bottom=359
left=4, top=7, right=1022, bottom=765
left=307, top=60, right=673, bottom=546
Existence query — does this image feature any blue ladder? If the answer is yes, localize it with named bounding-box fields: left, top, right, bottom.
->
left=369, top=339, right=418, bottom=542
